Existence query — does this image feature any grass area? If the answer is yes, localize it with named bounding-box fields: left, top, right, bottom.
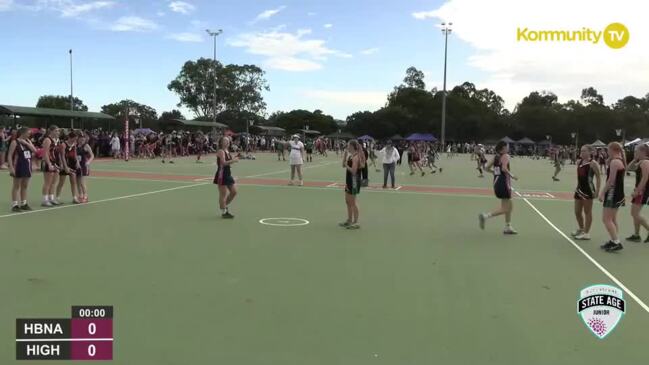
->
left=1, top=152, right=648, bottom=364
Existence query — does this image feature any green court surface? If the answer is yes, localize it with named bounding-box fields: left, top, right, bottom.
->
left=1, top=153, right=648, bottom=364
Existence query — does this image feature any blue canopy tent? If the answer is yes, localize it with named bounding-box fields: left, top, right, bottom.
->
left=358, top=135, right=374, bottom=141
left=406, top=133, right=437, bottom=142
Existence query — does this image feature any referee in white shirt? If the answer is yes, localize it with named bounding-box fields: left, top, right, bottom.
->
left=380, top=140, right=400, bottom=189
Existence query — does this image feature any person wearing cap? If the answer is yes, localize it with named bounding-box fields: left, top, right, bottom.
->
left=288, top=134, right=305, bottom=186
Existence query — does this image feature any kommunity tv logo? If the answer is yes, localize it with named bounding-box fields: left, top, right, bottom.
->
left=517, top=23, right=629, bottom=49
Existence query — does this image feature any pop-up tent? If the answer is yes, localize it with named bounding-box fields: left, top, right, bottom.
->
left=406, top=133, right=437, bottom=141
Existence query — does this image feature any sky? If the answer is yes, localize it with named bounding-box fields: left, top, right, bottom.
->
left=0, top=0, right=646, bottom=120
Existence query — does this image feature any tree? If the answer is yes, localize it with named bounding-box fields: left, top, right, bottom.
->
left=581, top=87, right=604, bottom=106
left=403, top=66, right=426, bottom=90
left=36, top=95, right=88, bottom=111
left=101, top=100, right=158, bottom=129
left=167, top=58, right=269, bottom=119
left=159, top=110, right=185, bottom=122
left=268, top=110, right=338, bottom=135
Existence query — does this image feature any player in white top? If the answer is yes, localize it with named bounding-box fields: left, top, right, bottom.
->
left=288, top=134, right=305, bottom=186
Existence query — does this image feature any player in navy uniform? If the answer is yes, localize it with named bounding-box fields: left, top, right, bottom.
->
left=76, top=133, right=94, bottom=203
left=599, top=142, right=626, bottom=252
left=625, top=144, right=649, bottom=243
left=339, top=140, right=364, bottom=230
left=479, top=141, right=519, bottom=234
left=571, top=145, right=601, bottom=240
left=40, top=125, right=60, bottom=206
left=214, top=136, right=239, bottom=219
left=7, top=127, right=37, bottom=212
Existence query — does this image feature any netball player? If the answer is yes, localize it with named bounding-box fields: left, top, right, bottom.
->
left=56, top=131, right=81, bottom=204
left=76, top=133, right=94, bottom=203
left=625, top=144, right=649, bottom=243
left=305, top=139, right=314, bottom=162
left=195, top=131, right=206, bottom=163
left=288, top=135, right=305, bottom=186
left=408, top=143, right=425, bottom=176
left=571, top=145, right=601, bottom=240
left=552, top=147, right=562, bottom=181
left=40, top=125, right=60, bottom=206
left=476, top=144, right=487, bottom=178
left=599, top=142, right=626, bottom=252
left=7, top=127, right=37, bottom=211
left=214, top=136, right=238, bottom=219
left=339, top=140, right=364, bottom=230
left=479, top=141, right=519, bottom=234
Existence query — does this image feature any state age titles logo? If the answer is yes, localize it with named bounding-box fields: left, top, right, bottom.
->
left=577, top=285, right=625, bottom=339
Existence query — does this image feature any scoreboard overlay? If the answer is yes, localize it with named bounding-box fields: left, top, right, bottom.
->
left=16, top=306, right=113, bottom=361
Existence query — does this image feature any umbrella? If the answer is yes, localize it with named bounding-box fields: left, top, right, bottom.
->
left=406, top=133, right=437, bottom=142
left=516, top=137, right=536, bottom=145
left=358, top=135, right=374, bottom=141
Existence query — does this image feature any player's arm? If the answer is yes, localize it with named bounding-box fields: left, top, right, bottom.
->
left=58, top=145, right=70, bottom=173
left=627, top=158, right=640, bottom=171
left=18, top=138, right=37, bottom=152
left=348, top=155, right=359, bottom=174
left=500, top=155, right=518, bottom=180
left=485, top=158, right=495, bottom=173
left=633, top=161, right=649, bottom=198
left=7, top=140, right=16, bottom=176
left=342, top=151, right=348, bottom=168
left=42, top=138, right=53, bottom=169
left=85, top=144, right=95, bottom=165
left=599, top=159, right=623, bottom=201
left=591, top=161, right=602, bottom=196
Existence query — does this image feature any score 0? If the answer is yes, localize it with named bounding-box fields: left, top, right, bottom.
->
left=70, top=306, right=113, bottom=361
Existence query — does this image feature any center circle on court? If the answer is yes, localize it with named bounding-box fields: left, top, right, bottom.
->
left=259, top=218, right=310, bottom=227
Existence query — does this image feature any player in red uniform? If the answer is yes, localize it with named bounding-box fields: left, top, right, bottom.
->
left=40, top=125, right=60, bottom=207
left=55, top=130, right=81, bottom=204
left=571, top=145, right=601, bottom=240
left=76, top=133, right=94, bottom=203
left=599, top=142, right=626, bottom=252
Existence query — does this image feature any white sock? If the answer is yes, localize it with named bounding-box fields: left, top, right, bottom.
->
left=21, top=200, right=26, bottom=206
left=43, top=195, right=48, bottom=202
left=484, top=212, right=492, bottom=219
left=12, top=201, right=18, bottom=207
left=613, top=239, right=620, bottom=244
left=48, top=194, right=54, bottom=201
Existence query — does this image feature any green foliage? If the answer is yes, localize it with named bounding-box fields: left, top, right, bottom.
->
left=36, top=95, right=88, bottom=111
left=167, top=58, right=269, bottom=119
left=101, top=100, right=158, bottom=129
left=267, top=109, right=338, bottom=135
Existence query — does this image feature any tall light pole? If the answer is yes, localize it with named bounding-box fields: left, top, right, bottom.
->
left=206, top=29, right=223, bottom=127
left=69, top=49, right=74, bottom=129
left=440, top=22, right=452, bottom=150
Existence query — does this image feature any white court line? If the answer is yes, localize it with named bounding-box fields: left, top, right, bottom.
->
left=326, top=182, right=338, bottom=188
left=0, top=183, right=208, bottom=220
left=243, top=161, right=339, bottom=178
left=515, top=191, right=649, bottom=314
left=394, top=186, right=403, bottom=191
left=89, top=176, right=194, bottom=185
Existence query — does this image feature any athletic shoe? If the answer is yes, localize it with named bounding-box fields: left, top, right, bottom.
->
left=20, top=204, right=32, bottom=211
left=571, top=229, right=583, bottom=237
left=288, top=181, right=294, bottom=186
left=574, top=232, right=591, bottom=240
left=439, top=168, right=443, bottom=173
left=11, top=205, right=21, bottom=212
left=606, top=242, right=624, bottom=252
left=552, top=177, right=560, bottom=181
left=503, top=227, right=519, bottom=235
left=644, top=235, right=649, bottom=243
left=222, top=212, right=234, bottom=219
left=162, top=160, right=165, bottom=163
left=409, top=172, right=415, bottom=176
left=600, top=241, right=617, bottom=250
left=346, top=223, right=360, bottom=230
left=51, top=199, right=62, bottom=206
left=169, top=161, right=175, bottom=164
left=625, top=234, right=641, bottom=243
left=421, top=172, right=426, bottom=177
left=339, top=221, right=351, bottom=227
left=299, top=180, right=304, bottom=186
left=382, top=185, right=387, bottom=189
left=41, top=201, right=53, bottom=207
left=73, top=199, right=81, bottom=204
left=478, top=213, right=486, bottom=230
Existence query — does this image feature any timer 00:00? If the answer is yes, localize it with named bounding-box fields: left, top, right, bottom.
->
left=78, top=308, right=106, bottom=318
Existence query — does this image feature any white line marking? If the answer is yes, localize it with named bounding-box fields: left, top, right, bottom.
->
left=0, top=183, right=208, bottom=220
left=545, top=192, right=555, bottom=198
left=259, top=217, right=310, bottom=227
left=16, top=338, right=114, bottom=342
left=89, top=176, right=193, bottom=185
left=326, top=182, right=339, bottom=188
left=515, top=191, right=649, bottom=314
left=243, top=161, right=338, bottom=178
left=395, top=186, right=403, bottom=191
